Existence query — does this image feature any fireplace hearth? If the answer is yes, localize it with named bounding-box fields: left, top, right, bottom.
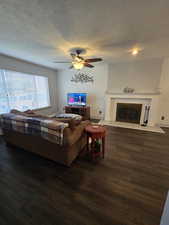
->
left=116, top=103, right=142, bottom=124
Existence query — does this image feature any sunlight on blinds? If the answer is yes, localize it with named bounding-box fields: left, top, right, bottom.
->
left=0, top=70, right=50, bottom=114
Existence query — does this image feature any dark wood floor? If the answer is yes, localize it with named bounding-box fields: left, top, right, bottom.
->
left=0, top=126, right=169, bottom=225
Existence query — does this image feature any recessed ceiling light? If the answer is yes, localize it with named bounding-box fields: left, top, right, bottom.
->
left=132, top=48, right=139, bottom=55
left=129, top=47, right=143, bottom=56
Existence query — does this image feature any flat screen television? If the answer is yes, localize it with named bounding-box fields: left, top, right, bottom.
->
left=67, top=93, right=87, bottom=106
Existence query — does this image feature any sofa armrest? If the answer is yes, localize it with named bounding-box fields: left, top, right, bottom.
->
left=63, top=120, right=90, bottom=147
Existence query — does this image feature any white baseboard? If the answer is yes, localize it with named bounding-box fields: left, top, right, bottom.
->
left=157, top=123, right=169, bottom=128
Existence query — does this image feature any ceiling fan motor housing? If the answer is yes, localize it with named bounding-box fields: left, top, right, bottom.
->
left=69, top=48, right=86, bottom=55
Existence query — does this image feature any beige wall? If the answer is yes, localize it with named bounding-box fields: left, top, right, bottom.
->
left=0, top=54, right=58, bottom=115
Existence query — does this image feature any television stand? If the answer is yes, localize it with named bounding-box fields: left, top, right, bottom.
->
left=65, top=105, right=90, bottom=120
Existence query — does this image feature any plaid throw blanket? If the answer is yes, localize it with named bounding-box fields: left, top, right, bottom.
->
left=0, top=113, right=68, bottom=145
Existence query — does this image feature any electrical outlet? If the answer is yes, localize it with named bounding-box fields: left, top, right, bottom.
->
left=161, top=116, right=165, bottom=120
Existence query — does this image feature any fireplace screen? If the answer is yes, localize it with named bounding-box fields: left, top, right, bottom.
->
left=116, top=103, right=142, bottom=124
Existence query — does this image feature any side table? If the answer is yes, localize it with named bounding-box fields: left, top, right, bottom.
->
left=85, top=125, right=106, bottom=160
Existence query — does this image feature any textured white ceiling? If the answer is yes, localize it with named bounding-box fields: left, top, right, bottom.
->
left=0, top=0, right=169, bottom=69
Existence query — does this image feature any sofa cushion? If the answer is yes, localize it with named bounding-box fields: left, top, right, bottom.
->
left=63, top=120, right=90, bottom=146
left=56, top=113, right=82, bottom=120
left=10, top=109, right=48, bottom=118
left=55, top=114, right=82, bottom=129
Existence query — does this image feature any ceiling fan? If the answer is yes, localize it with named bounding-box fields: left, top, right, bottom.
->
left=54, top=49, right=103, bottom=70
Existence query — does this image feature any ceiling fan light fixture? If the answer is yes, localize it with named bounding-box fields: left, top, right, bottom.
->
left=72, top=61, right=84, bottom=70
left=54, top=48, right=103, bottom=69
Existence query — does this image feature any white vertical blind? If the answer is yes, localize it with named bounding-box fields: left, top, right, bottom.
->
left=0, top=70, right=10, bottom=113
left=0, top=69, right=50, bottom=114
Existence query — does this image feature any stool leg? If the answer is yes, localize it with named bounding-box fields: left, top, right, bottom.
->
left=102, top=137, right=105, bottom=158
left=92, top=139, right=95, bottom=161
left=87, top=134, right=89, bottom=153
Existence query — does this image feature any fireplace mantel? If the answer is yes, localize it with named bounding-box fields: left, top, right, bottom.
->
left=105, top=93, right=160, bottom=126
left=106, top=91, right=160, bottom=96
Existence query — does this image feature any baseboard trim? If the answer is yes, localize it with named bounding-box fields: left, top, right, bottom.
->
left=157, top=123, right=169, bottom=128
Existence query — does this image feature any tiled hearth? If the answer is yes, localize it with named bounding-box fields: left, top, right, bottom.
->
left=99, top=120, right=164, bottom=133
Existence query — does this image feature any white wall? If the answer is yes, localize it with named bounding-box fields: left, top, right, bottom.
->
left=57, top=64, right=108, bottom=119
left=1, top=54, right=167, bottom=125
left=56, top=59, right=163, bottom=120
left=158, top=58, right=169, bottom=126
left=0, top=54, right=58, bottom=115
left=107, top=59, right=163, bottom=94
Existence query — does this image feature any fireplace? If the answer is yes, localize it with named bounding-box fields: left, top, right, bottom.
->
left=105, top=93, right=160, bottom=126
left=116, top=103, right=142, bottom=124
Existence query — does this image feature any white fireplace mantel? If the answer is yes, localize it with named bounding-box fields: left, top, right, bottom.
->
left=105, top=93, right=160, bottom=126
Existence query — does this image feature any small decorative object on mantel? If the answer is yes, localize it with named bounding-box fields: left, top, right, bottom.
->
left=123, top=87, right=135, bottom=93
left=71, top=72, right=94, bottom=83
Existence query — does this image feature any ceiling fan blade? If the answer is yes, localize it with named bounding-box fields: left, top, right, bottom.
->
left=85, top=58, right=102, bottom=63
left=53, top=61, right=71, bottom=63
left=71, top=54, right=84, bottom=61
left=69, top=65, right=74, bottom=69
left=71, top=53, right=76, bottom=59
left=84, top=63, right=94, bottom=68
left=77, top=56, right=84, bottom=61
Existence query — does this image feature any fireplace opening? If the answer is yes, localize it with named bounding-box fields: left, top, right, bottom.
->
left=116, top=103, right=142, bottom=124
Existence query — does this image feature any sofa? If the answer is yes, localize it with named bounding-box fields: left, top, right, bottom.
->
left=1, top=110, right=90, bottom=166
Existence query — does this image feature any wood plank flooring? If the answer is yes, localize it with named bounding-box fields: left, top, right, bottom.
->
left=0, top=126, right=169, bottom=225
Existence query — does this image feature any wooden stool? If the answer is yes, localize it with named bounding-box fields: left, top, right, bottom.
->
left=85, top=125, right=106, bottom=160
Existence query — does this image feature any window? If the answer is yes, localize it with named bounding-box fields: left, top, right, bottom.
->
left=0, top=69, right=50, bottom=114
